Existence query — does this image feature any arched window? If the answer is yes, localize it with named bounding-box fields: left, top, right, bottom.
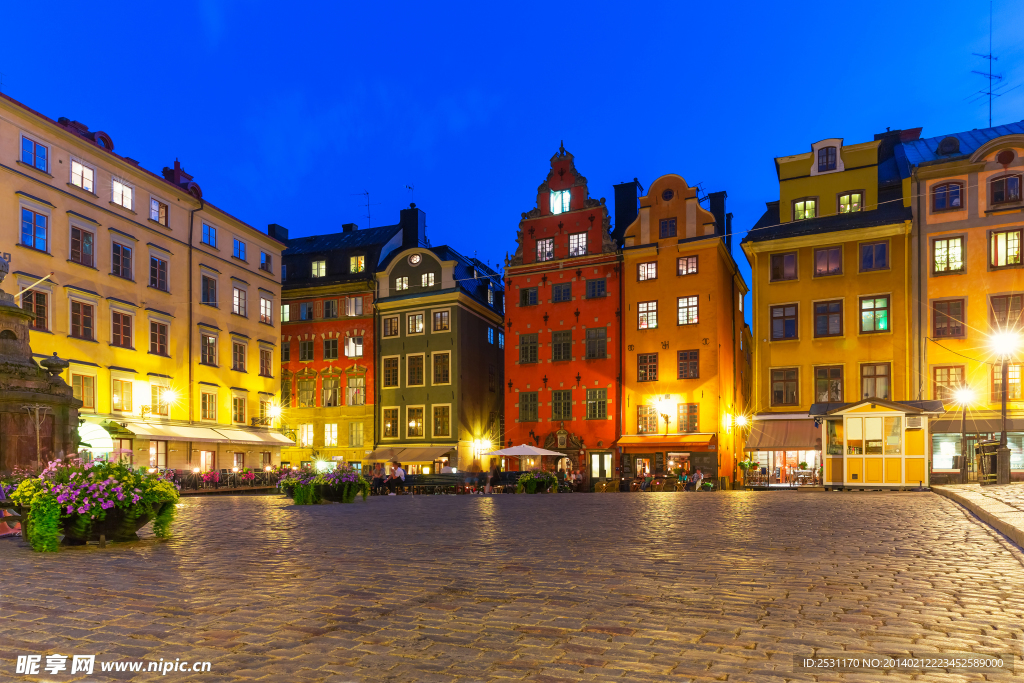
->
left=932, top=182, right=963, bottom=211
left=991, top=174, right=1021, bottom=205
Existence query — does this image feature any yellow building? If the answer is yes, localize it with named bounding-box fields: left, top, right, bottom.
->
left=902, top=120, right=1024, bottom=482
left=742, top=129, right=929, bottom=488
left=0, top=92, right=290, bottom=472
left=619, top=176, right=749, bottom=487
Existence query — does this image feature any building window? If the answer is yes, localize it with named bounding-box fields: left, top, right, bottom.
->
left=111, top=179, right=133, bottom=210
left=991, top=229, right=1022, bottom=267
left=321, top=338, right=338, bottom=360
left=260, top=297, right=273, bottom=324
left=299, top=302, right=314, bottom=320
left=552, top=330, right=571, bottom=361
left=933, top=237, right=964, bottom=273
left=520, top=333, right=538, bottom=363
left=433, top=352, right=450, bottom=384
left=112, top=379, right=132, bottom=412
left=659, top=218, right=677, bottom=239
left=421, top=272, right=435, bottom=287
left=817, top=146, right=837, bottom=172
left=814, top=247, right=841, bottom=276
left=433, top=310, right=449, bottom=331
left=21, top=208, right=48, bottom=252
left=149, top=256, right=168, bottom=291
left=350, top=255, right=365, bottom=273
left=932, top=182, right=962, bottom=211
left=232, top=397, right=246, bottom=424
left=856, top=364, right=891, bottom=401
left=638, top=405, right=659, bottom=434
left=638, top=262, right=657, bottom=281
left=233, top=239, right=246, bottom=261
left=407, top=407, right=424, bottom=437
left=433, top=406, right=450, bottom=437
left=72, top=374, right=95, bottom=409
left=21, top=136, right=47, bottom=171
left=151, top=386, right=169, bottom=417
left=815, top=366, right=843, bottom=402
left=299, top=340, right=313, bottom=361
left=585, top=328, right=606, bottom=359
left=232, top=342, right=246, bottom=371
left=260, top=252, right=273, bottom=273
left=319, top=299, right=336, bottom=319
left=838, top=192, right=862, bottom=213
left=488, top=289, right=495, bottom=305
left=770, top=252, right=797, bottom=281
left=794, top=199, right=816, bottom=220
left=771, top=368, right=798, bottom=405
left=677, top=350, right=699, bottom=379
left=520, top=288, right=538, bottom=306
left=281, top=304, right=290, bottom=322
left=499, top=332, right=504, bottom=349
left=70, top=227, right=94, bottom=267
left=201, top=276, right=217, bottom=305
left=860, top=241, right=888, bottom=271
left=547, top=389, right=570, bottom=420
left=259, top=348, right=272, bottom=377
left=232, top=287, right=247, bottom=316
left=383, top=316, right=399, bottom=337
left=151, top=198, right=169, bottom=226
left=201, top=334, right=217, bottom=365
left=933, top=299, right=965, bottom=338
left=311, top=260, right=326, bottom=278
left=111, top=311, right=133, bottom=348
left=281, top=342, right=290, bottom=362
left=383, top=408, right=399, bottom=437
left=677, top=256, right=698, bottom=276
left=993, top=363, right=1023, bottom=402
left=71, top=160, right=93, bottom=191
left=383, top=358, right=399, bottom=388
left=21, top=291, right=46, bottom=331
left=487, top=327, right=494, bottom=345
left=676, top=296, right=698, bottom=326
left=298, top=424, right=313, bottom=447
left=297, top=380, right=315, bottom=407
left=407, top=313, right=424, bottom=334
left=281, top=264, right=287, bottom=281
left=111, top=243, right=133, bottom=280
left=638, top=353, right=658, bottom=381
left=550, top=189, right=570, bottom=214
left=638, top=301, right=658, bottom=329
left=407, top=355, right=424, bottom=386
left=586, top=389, right=607, bottom=419
left=202, top=223, right=217, bottom=247
left=585, top=279, right=607, bottom=299
left=70, top=301, right=94, bottom=340
left=145, top=320, right=167, bottom=356
left=537, top=238, right=554, bottom=262
left=860, top=296, right=890, bottom=333
left=323, top=423, right=338, bottom=447
left=771, top=305, right=797, bottom=340
left=991, top=294, right=1023, bottom=329
left=349, top=422, right=365, bottom=447
left=678, top=403, right=698, bottom=432
left=933, top=366, right=964, bottom=402
left=395, top=276, right=409, bottom=291
left=813, top=300, right=842, bottom=337
left=569, top=233, right=587, bottom=256
left=321, top=377, right=339, bottom=407
left=991, top=175, right=1021, bottom=205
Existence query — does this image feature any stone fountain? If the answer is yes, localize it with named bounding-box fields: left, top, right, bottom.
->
left=0, top=256, right=81, bottom=473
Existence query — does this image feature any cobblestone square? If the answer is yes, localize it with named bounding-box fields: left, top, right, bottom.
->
left=4, top=491, right=1024, bottom=682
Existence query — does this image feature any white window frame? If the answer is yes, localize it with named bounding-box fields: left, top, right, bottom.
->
left=312, top=260, right=326, bottom=277
left=69, top=157, right=96, bottom=193
left=149, top=194, right=170, bottom=226
left=110, top=370, right=136, bottom=414
left=536, top=238, right=554, bottom=262
left=382, top=314, right=400, bottom=337
left=345, top=296, right=364, bottom=316
left=381, top=354, right=401, bottom=388
left=260, top=296, right=273, bottom=324
left=111, top=177, right=134, bottom=211
left=344, top=335, right=364, bottom=358
left=550, top=189, right=570, bottom=214
left=432, top=403, right=452, bottom=438
left=199, top=389, right=218, bottom=421
left=406, top=310, right=426, bottom=336
left=348, top=421, right=365, bottom=447
left=20, top=132, right=49, bottom=173
left=325, top=423, right=339, bottom=447
left=421, top=272, right=435, bottom=287
left=406, top=353, right=426, bottom=387
left=298, top=423, right=314, bottom=447
left=232, top=285, right=248, bottom=317
left=69, top=367, right=98, bottom=412
left=149, top=376, right=171, bottom=417
left=568, top=232, right=587, bottom=257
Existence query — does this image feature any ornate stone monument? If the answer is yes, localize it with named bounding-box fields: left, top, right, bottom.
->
left=0, top=256, right=81, bottom=473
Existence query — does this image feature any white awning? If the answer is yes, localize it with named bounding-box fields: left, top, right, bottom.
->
left=367, top=446, right=454, bottom=462
left=213, top=428, right=294, bottom=446
left=122, top=422, right=292, bottom=446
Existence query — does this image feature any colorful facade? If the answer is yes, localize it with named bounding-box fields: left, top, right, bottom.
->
left=278, top=213, right=413, bottom=467
left=902, top=121, right=1024, bottom=481
left=742, top=129, right=929, bottom=488
left=619, top=175, right=749, bottom=485
left=1, top=92, right=289, bottom=472
left=503, top=145, right=619, bottom=479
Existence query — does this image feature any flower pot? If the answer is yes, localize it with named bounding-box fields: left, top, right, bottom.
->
left=316, top=482, right=359, bottom=503
left=60, top=501, right=173, bottom=545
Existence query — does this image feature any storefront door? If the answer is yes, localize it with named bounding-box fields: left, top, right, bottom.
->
left=200, top=450, right=215, bottom=472
left=590, top=452, right=612, bottom=479
left=635, top=457, right=651, bottom=476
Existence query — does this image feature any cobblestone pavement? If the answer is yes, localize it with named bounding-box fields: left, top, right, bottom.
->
left=4, top=491, right=1024, bottom=683
left=941, top=483, right=1024, bottom=512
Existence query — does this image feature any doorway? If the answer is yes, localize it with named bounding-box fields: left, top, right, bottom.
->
left=590, top=452, right=612, bottom=479
left=634, top=457, right=652, bottom=476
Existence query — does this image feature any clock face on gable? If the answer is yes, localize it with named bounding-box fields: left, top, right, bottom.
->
left=408, top=254, right=422, bottom=266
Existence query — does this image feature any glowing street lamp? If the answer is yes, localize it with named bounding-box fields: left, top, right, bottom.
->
left=735, top=415, right=748, bottom=428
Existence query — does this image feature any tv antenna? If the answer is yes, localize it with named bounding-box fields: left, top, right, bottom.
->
left=405, top=184, right=415, bottom=203
left=971, top=0, right=1003, bottom=127
left=351, top=190, right=380, bottom=229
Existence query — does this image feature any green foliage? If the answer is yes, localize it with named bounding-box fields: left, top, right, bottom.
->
left=26, top=492, right=60, bottom=553
left=292, top=483, right=322, bottom=505
left=798, top=461, right=809, bottom=469
left=153, top=502, right=176, bottom=539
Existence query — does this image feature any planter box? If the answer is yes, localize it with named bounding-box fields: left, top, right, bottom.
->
left=60, top=502, right=174, bottom=545
left=316, top=483, right=360, bottom=504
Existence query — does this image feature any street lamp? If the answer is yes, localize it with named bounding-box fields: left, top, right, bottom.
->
left=954, top=386, right=974, bottom=483
left=990, top=331, right=1019, bottom=484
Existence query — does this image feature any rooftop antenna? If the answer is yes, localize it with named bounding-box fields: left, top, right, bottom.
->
left=351, top=190, right=379, bottom=229
left=972, top=0, right=1002, bottom=127
left=405, top=184, right=415, bottom=203
left=694, top=181, right=710, bottom=207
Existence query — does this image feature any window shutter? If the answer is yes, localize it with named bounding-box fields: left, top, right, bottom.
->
left=314, top=301, right=323, bottom=319
left=354, top=297, right=363, bottom=315
left=344, top=337, right=353, bottom=357
left=345, top=297, right=353, bottom=316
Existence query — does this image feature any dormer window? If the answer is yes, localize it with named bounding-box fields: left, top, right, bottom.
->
left=992, top=175, right=1021, bottom=205
left=838, top=192, right=862, bottom=213
left=794, top=198, right=817, bottom=220
left=550, top=189, right=570, bottom=215
left=536, top=238, right=554, bottom=262
left=817, top=146, right=837, bottom=172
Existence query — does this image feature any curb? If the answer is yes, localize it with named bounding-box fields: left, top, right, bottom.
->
left=932, top=485, right=1024, bottom=548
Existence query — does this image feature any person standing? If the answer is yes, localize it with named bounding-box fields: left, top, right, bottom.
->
left=486, top=462, right=501, bottom=494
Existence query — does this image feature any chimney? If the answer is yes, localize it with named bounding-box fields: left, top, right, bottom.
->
left=342, top=223, right=358, bottom=233
left=725, top=212, right=733, bottom=251
left=267, top=223, right=289, bottom=242
left=399, top=203, right=426, bottom=249
left=708, top=191, right=728, bottom=246
left=612, top=179, right=642, bottom=245
left=161, top=159, right=194, bottom=187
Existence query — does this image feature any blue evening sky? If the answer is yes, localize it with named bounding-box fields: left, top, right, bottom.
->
left=3, top=0, right=1022, bottom=320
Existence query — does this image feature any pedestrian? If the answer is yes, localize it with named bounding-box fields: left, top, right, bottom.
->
left=486, top=461, right=501, bottom=494
left=693, top=468, right=705, bottom=491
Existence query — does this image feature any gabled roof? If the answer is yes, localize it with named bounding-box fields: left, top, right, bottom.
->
left=283, top=224, right=402, bottom=256
left=742, top=199, right=911, bottom=245
left=379, top=244, right=504, bottom=310
left=901, top=120, right=1024, bottom=166
left=809, top=399, right=945, bottom=416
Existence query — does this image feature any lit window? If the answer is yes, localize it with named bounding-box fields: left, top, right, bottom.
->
left=638, top=262, right=657, bottom=281
left=638, top=405, right=659, bottom=433
left=325, top=424, right=338, bottom=447
left=280, top=304, right=290, bottom=322
left=111, top=178, right=133, bottom=210
left=933, top=237, right=964, bottom=273
left=345, top=336, right=363, bottom=358
left=550, top=189, right=570, bottom=214
left=383, top=408, right=399, bottom=437
left=350, top=255, right=365, bottom=273
left=638, top=301, right=658, bottom=329
left=298, top=424, right=314, bottom=447
left=677, top=296, right=698, bottom=325
left=488, top=328, right=495, bottom=344
left=815, top=366, right=843, bottom=402
left=322, top=378, right=339, bottom=406
left=860, top=296, right=890, bottom=333
left=112, top=379, right=133, bottom=412
left=421, top=272, right=435, bottom=287
left=433, top=311, right=449, bottom=330
left=569, top=233, right=587, bottom=256
left=312, top=260, right=326, bottom=277
left=232, top=287, right=247, bottom=316
left=71, top=160, right=94, bottom=192
left=637, top=353, right=658, bottom=381
left=537, top=238, right=554, bottom=262
left=839, top=192, right=862, bottom=213
left=794, top=199, right=816, bottom=220
left=407, top=313, right=424, bottom=333
left=991, top=229, right=1022, bottom=267
left=383, top=317, right=399, bottom=336
left=260, top=297, right=273, bottom=324
left=677, top=256, right=697, bottom=275
left=433, top=406, right=450, bottom=437
left=407, top=407, right=424, bottom=437
left=395, top=276, right=409, bottom=291
left=150, top=198, right=169, bottom=225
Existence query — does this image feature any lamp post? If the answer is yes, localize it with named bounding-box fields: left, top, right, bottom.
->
left=990, top=332, right=1018, bottom=485
left=954, top=387, right=974, bottom=484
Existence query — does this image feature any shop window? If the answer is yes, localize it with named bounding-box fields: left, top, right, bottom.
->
left=552, top=390, right=571, bottom=420
left=933, top=237, right=964, bottom=274
left=771, top=368, right=798, bottom=406
left=678, top=403, right=698, bottom=432
left=933, top=299, right=964, bottom=337
left=826, top=420, right=843, bottom=456
left=659, top=218, right=677, bottom=238
left=520, top=333, right=538, bottom=363
left=991, top=174, right=1021, bottom=205
left=813, top=300, right=842, bottom=337
left=552, top=330, right=571, bottom=361
left=859, top=296, right=889, bottom=333
left=934, top=366, right=964, bottom=401
left=932, top=182, right=963, bottom=211
left=150, top=440, right=168, bottom=468
left=861, top=363, right=891, bottom=400
left=992, top=363, right=1022, bottom=402
left=991, top=294, right=1023, bottom=329
left=770, top=252, right=797, bottom=281
left=771, top=304, right=798, bottom=340
left=860, top=242, right=888, bottom=271
left=846, top=416, right=901, bottom=456
left=638, top=301, right=658, bottom=329
left=677, top=350, right=699, bottom=379
left=637, top=353, right=658, bottom=381
left=990, top=229, right=1022, bottom=267
left=814, top=366, right=843, bottom=402
left=638, top=406, right=659, bottom=434
left=814, top=247, right=841, bottom=276
left=519, top=392, right=538, bottom=422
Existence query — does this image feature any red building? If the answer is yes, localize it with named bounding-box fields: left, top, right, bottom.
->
left=503, top=144, right=620, bottom=483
